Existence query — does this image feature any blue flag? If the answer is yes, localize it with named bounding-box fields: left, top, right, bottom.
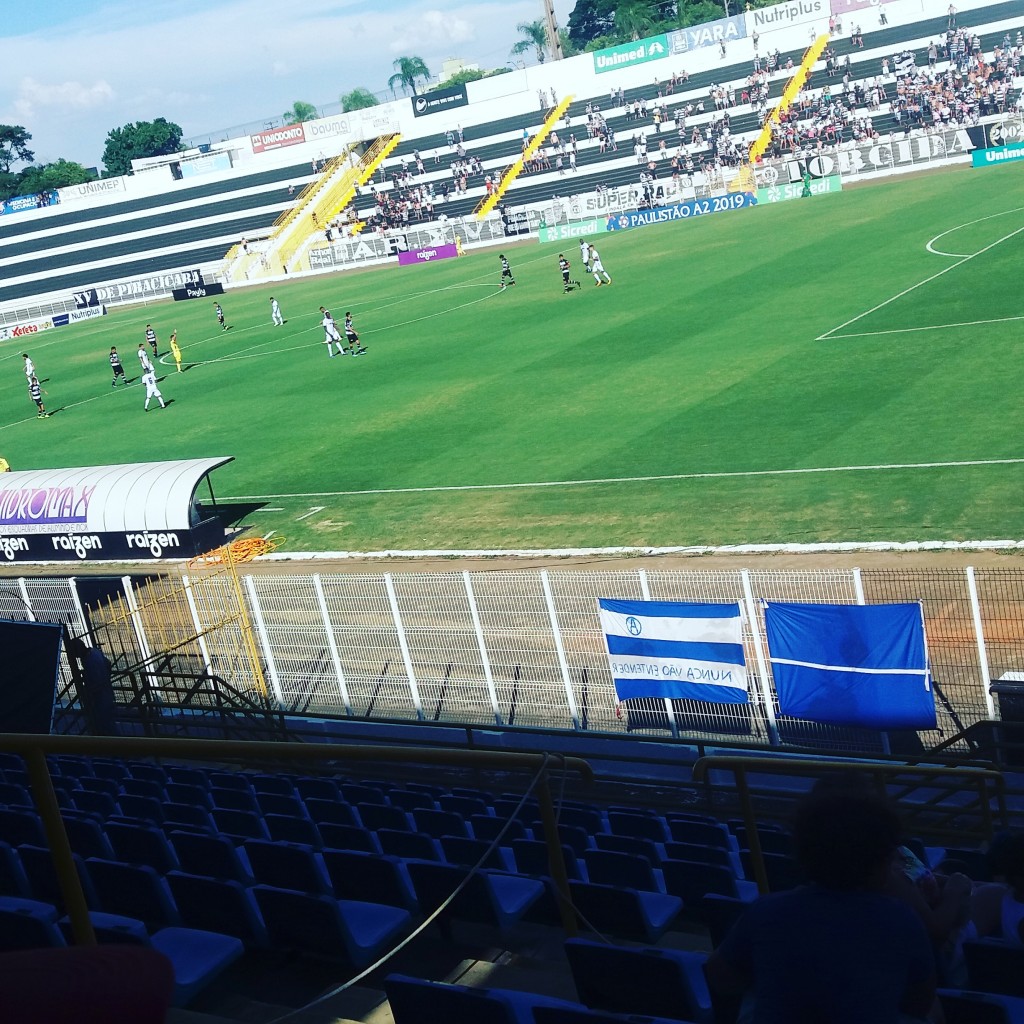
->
left=598, top=599, right=748, bottom=704
left=765, top=602, right=936, bottom=729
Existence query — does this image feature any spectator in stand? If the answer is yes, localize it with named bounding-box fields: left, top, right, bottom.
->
left=706, top=785, right=936, bottom=1024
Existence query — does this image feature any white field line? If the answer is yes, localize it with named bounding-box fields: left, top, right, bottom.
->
left=925, top=205, right=1024, bottom=257
left=817, top=223, right=1024, bottom=341
left=822, top=314, right=1024, bottom=340
left=219, top=456, right=1024, bottom=502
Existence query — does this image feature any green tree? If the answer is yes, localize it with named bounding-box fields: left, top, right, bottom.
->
left=340, top=88, right=379, bottom=112
left=283, top=101, right=318, bottom=125
left=511, top=19, right=549, bottom=64
left=566, top=0, right=615, bottom=49
left=614, top=0, right=659, bottom=40
left=677, top=0, right=730, bottom=25
left=101, top=117, right=183, bottom=177
left=443, top=68, right=488, bottom=86
left=558, top=28, right=582, bottom=57
left=0, top=125, right=35, bottom=175
left=388, top=56, right=431, bottom=97
left=19, top=159, right=94, bottom=194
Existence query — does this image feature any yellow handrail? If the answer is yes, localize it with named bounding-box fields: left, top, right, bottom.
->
left=476, top=96, right=574, bottom=219
left=749, top=35, right=830, bottom=163
left=693, top=755, right=1006, bottom=894
left=5, top=732, right=592, bottom=946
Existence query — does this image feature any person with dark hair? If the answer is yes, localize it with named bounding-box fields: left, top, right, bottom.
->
left=706, top=786, right=936, bottom=1023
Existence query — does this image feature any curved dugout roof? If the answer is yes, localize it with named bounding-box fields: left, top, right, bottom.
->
left=0, top=458, right=233, bottom=534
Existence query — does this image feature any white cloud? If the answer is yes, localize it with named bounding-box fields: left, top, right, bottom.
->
left=13, top=77, right=115, bottom=120
left=389, top=9, right=476, bottom=53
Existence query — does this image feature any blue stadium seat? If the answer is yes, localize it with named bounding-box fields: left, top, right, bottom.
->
left=78, top=777, right=120, bottom=797
left=117, top=795, right=164, bottom=823
left=163, top=766, right=208, bottom=787
left=162, top=803, right=215, bottom=832
left=385, top=972, right=518, bottom=1024
left=607, top=811, right=668, bottom=844
left=243, top=840, right=332, bottom=896
left=0, top=809, right=47, bottom=849
left=593, top=833, right=661, bottom=863
left=661, top=859, right=742, bottom=903
left=377, top=829, right=441, bottom=861
left=565, top=938, right=713, bottom=1024
left=556, top=805, right=605, bottom=834
left=0, top=895, right=64, bottom=951
left=304, top=798, right=359, bottom=828
left=389, top=789, right=437, bottom=813
left=253, top=885, right=411, bottom=968
left=322, top=849, right=418, bottom=911
left=318, top=823, right=379, bottom=853
left=255, top=793, right=306, bottom=818
left=339, top=783, right=387, bottom=805
left=211, top=808, right=269, bottom=843
left=511, top=838, right=584, bottom=881
left=667, top=819, right=732, bottom=850
left=166, top=872, right=268, bottom=946
left=264, top=814, right=323, bottom=848
left=406, top=861, right=543, bottom=932
left=567, top=881, right=682, bottom=944
left=664, top=841, right=736, bottom=872
left=413, top=808, right=471, bottom=839
left=534, top=1007, right=698, bottom=1024
left=0, top=783, right=33, bottom=808
left=63, top=816, right=115, bottom=860
left=294, top=777, right=340, bottom=802
left=169, top=831, right=253, bottom=885
left=121, top=779, right=165, bottom=800
left=939, top=988, right=1024, bottom=1024
left=250, top=776, right=296, bottom=797
left=164, top=783, right=212, bottom=808
left=358, top=802, right=413, bottom=832
left=106, top=822, right=179, bottom=874
left=210, top=788, right=260, bottom=813
left=207, top=773, right=253, bottom=792
left=697, top=893, right=747, bottom=948
left=86, top=859, right=180, bottom=930
left=585, top=850, right=663, bottom=893
left=965, top=939, right=1024, bottom=998
left=438, top=795, right=489, bottom=819
left=70, top=791, right=118, bottom=818
left=0, top=843, right=30, bottom=898
left=18, top=845, right=97, bottom=912
left=125, top=763, right=168, bottom=785
left=470, top=815, right=528, bottom=845
left=439, top=836, right=513, bottom=872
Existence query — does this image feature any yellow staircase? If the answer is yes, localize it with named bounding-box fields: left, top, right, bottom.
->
left=224, top=133, right=400, bottom=280
left=748, top=36, right=829, bottom=163
left=279, top=133, right=400, bottom=274
left=475, top=96, right=574, bottom=220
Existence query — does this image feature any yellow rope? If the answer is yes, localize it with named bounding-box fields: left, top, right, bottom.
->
left=187, top=535, right=284, bottom=568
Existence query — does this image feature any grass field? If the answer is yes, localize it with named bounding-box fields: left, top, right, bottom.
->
left=1, top=163, right=1022, bottom=554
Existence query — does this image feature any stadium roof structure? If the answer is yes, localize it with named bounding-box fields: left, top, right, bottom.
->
left=0, top=457, right=233, bottom=536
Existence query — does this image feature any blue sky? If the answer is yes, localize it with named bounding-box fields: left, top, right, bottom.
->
left=1, top=0, right=573, bottom=170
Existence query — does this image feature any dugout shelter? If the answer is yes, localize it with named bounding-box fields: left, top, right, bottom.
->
left=0, top=457, right=233, bottom=563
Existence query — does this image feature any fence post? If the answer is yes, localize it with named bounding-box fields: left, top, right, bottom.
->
left=741, top=569, right=780, bottom=746
left=853, top=568, right=889, bottom=753
left=541, top=570, right=580, bottom=730
left=384, top=574, right=424, bottom=721
left=966, top=566, right=997, bottom=720
left=68, top=578, right=87, bottom=640
left=639, top=569, right=679, bottom=738
left=17, top=578, right=36, bottom=621
left=464, top=571, right=502, bottom=726
left=181, top=575, right=214, bottom=679
left=121, top=576, right=154, bottom=667
left=243, top=576, right=284, bottom=704
left=312, top=574, right=352, bottom=716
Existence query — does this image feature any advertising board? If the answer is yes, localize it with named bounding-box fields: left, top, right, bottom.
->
left=251, top=124, right=307, bottom=153
left=396, top=244, right=458, bottom=266
left=593, top=35, right=670, bottom=74
left=412, top=85, right=469, bottom=118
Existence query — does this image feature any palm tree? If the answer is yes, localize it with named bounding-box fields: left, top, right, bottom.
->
left=340, top=88, right=379, bottom=112
left=614, top=0, right=658, bottom=41
left=387, top=56, right=431, bottom=97
left=511, top=19, right=549, bottom=64
left=283, top=101, right=318, bottom=125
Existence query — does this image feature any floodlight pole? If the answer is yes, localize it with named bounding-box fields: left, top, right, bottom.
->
left=542, top=0, right=564, bottom=59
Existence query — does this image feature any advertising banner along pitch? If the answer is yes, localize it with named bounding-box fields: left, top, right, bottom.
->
left=599, top=599, right=748, bottom=703
left=765, top=602, right=936, bottom=729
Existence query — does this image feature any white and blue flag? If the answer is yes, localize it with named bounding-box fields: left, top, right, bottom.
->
left=598, top=599, right=748, bottom=704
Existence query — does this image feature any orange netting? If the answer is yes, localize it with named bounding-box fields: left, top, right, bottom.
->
left=187, top=535, right=285, bottom=569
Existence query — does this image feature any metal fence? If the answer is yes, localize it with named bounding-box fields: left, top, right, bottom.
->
left=4, top=565, right=1022, bottom=751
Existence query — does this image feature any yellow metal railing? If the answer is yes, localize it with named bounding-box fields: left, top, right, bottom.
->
left=749, top=35, right=830, bottom=163
left=476, top=96, right=573, bottom=219
left=279, top=133, right=401, bottom=272
left=6, top=733, right=592, bottom=947
left=693, top=755, right=1006, bottom=894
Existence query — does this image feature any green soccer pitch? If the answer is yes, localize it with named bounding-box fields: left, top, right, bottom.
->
left=1, top=163, right=1022, bottom=554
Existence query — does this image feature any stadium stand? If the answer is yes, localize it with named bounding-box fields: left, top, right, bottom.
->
left=0, top=0, right=1017, bottom=308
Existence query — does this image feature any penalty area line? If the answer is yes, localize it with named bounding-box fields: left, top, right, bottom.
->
left=823, top=314, right=1024, bottom=340
left=220, top=456, right=1024, bottom=502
